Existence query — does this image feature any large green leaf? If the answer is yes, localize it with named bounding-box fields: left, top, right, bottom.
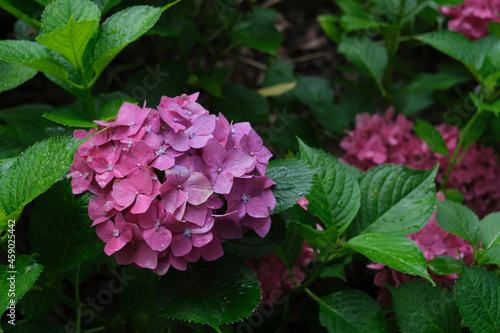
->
left=413, top=119, right=449, bottom=156
left=43, top=107, right=96, bottom=128
left=391, top=281, right=461, bottom=333
left=428, top=255, right=462, bottom=275
left=0, top=255, right=43, bottom=315
left=318, top=289, right=387, bottom=333
left=435, top=200, right=480, bottom=249
left=37, top=17, right=98, bottom=69
left=229, top=7, right=283, bottom=54
left=337, top=37, right=387, bottom=95
left=480, top=212, right=500, bottom=250
left=30, top=180, right=98, bottom=273
left=266, top=159, right=317, bottom=214
left=41, top=0, right=101, bottom=33
left=0, top=0, right=42, bottom=29
left=93, top=5, right=170, bottom=76
left=223, top=216, right=285, bottom=259
left=0, top=136, right=83, bottom=229
left=274, top=220, right=304, bottom=268
left=416, top=31, right=494, bottom=73
left=454, top=265, right=500, bottom=333
left=348, top=164, right=438, bottom=238
left=347, top=233, right=433, bottom=283
left=157, top=255, right=261, bottom=330
left=405, top=72, right=469, bottom=91
left=0, top=40, right=68, bottom=80
left=297, top=138, right=360, bottom=233
left=0, top=61, right=37, bottom=94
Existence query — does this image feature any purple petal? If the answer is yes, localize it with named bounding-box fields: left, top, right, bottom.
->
left=184, top=172, right=214, bottom=205
left=192, top=232, right=213, bottom=248
left=202, top=139, right=226, bottom=168
left=246, top=196, right=269, bottom=218
left=201, top=237, right=224, bottom=261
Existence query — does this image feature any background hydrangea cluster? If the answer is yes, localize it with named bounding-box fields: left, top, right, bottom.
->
left=340, top=108, right=499, bottom=303
left=69, top=93, right=275, bottom=275
left=440, top=0, right=500, bottom=40
left=340, top=107, right=500, bottom=217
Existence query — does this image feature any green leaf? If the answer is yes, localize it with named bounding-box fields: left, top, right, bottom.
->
left=294, top=76, right=346, bottom=133
left=405, top=72, right=469, bottom=91
left=318, top=289, right=387, bottom=333
left=41, top=0, right=101, bottom=34
left=97, top=97, right=136, bottom=121
left=157, top=255, right=261, bottom=330
left=120, top=266, right=161, bottom=317
left=43, top=107, right=96, bottom=128
left=393, top=90, right=434, bottom=116
left=0, top=255, right=43, bottom=315
left=319, top=255, right=351, bottom=280
left=0, top=61, right=37, bottom=94
left=413, top=119, right=449, bottom=156
left=275, top=221, right=304, bottom=268
left=482, top=246, right=500, bottom=266
left=0, top=136, right=83, bottom=228
left=17, top=290, right=57, bottom=320
left=0, top=40, right=68, bottom=80
left=458, top=111, right=491, bottom=149
left=318, top=15, right=341, bottom=43
left=435, top=200, right=480, bottom=248
left=416, top=31, right=491, bottom=71
left=266, top=159, right=317, bottom=214
left=92, top=0, right=121, bottom=13
left=469, top=92, right=500, bottom=116
left=441, top=188, right=464, bottom=204
left=433, top=0, right=465, bottom=4
left=30, top=180, right=98, bottom=273
left=480, top=212, right=500, bottom=250
left=391, top=281, right=461, bottom=333
left=428, top=255, right=462, bottom=275
left=210, top=83, right=269, bottom=123
left=297, top=138, right=360, bottom=233
left=229, top=7, right=283, bottom=54
left=347, top=233, right=433, bottom=283
left=0, top=157, right=16, bottom=182
left=223, top=216, right=285, bottom=259
left=347, top=164, right=438, bottom=237
left=339, top=14, right=387, bottom=32
left=337, top=37, right=388, bottom=96
left=37, top=17, right=98, bottom=69
left=93, top=5, right=164, bottom=76
left=454, top=265, right=500, bottom=333
left=284, top=205, right=339, bottom=258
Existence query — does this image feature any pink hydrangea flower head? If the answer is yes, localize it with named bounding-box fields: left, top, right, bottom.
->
left=440, top=0, right=500, bottom=40
left=69, top=93, right=275, bottom=275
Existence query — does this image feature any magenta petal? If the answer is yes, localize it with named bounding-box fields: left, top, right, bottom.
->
left=192, top=232, right=213, bottom=248
left=171, top=234, right=192, bottom=257
left=134, top=242, right=158, bottom=269
left=246, top=196, right=269, bottom=218
left=153, top=257, right=171, bottom=275
left=184, top=172, right=214, bottom=205
left=183, top=204, right=208, bottom=226
left=111, top=180, right=137, bottom=207
left=104, top=236, right=127, bottom=255
left=193, top=115, right=216, bottom=135
left=167, top=130, right=190, bottom=151
left=202, top=139, right=226, bottom=168
left=143, top=227, right=172, bottom=252
left=254, top=217, right=271, bottom=237
left=130, top=194, right=152, bottom=214
left=201, top=238, right=224, bottom=261
left=95, top=220, right=115, bottom=242
left=224, top=151, right=254, bottom=176
left=212, top=172, right=234, bottom=194
left=169, top=253, right=187, bottom=270
left=189, top=134, right=213, bottom=149
left=114, top=243, right=136, bottom=265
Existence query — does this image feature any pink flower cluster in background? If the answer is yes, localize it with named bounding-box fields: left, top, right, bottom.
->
left=246, top=242, right=315, bottom=305
left=69, top=93, right=275, bottom=275
left=340, top=107, right=500, bottom=217
left=340, top=108, right=499, bottom=303
left=440, top=0, right=500, bottom=40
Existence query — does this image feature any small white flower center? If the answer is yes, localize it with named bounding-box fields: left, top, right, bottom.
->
left=129, top=121, right=135, bottom=129
left=183, top=228, right=191, bottom=237
left=241, top=193, right=250, bottom=203
left=155, top=219, right=161, bottom=232
left=188, top=132, right=194, bottom=139
left=113, top=229, right=120, bottom=237
left=217, top=168, right=222, bottom=173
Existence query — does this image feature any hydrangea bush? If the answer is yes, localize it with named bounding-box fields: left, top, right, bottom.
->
left=0, top=0, right=500, bottom=332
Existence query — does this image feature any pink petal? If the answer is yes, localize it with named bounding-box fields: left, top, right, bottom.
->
left=130, top=194, right=152, bottom=214
left=143, top=227, right=172, bottom=252
left=96, top=220, right=115, bottom=242
left=192, top=232, right=213, bottom=248
left=246, top=196, right=269, bottom=218
left=184, top=172, right=214, bottom=205
left=201, top=237, right=224, bottom=261
left=171, top=234, right=192, bottom=257
left=104, top=236, right=127, bottom=255
left=111, top=180, right=137, bottom=207
left=134, top=242, right=158, bottom=269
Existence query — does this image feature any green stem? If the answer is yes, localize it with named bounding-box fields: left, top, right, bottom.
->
left=384, top=0, right=406, bottom=106
left=304, top=288, right=328, bottom=309
left=440, top=109, right=482, bottom=189
left=75, top=265, right=81, bottom=333
left=74, top=49, right=96, bottom=120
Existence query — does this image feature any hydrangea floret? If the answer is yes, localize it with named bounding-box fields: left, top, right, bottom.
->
left=69, top=93, right=275, bottom=275
left=440, top=0, right=500, bottom=40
